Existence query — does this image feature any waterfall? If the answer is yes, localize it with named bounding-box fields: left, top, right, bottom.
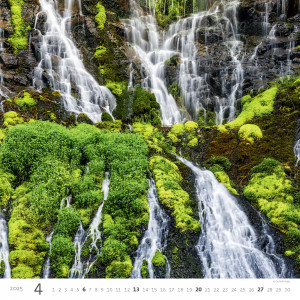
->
left=42, top=231, right=54, bottom=278
left=68, top=222, right=86, bottom=278
left=69, top=172, right=110, bottom=278
left=60, top=195, right=72, bottom=209
left=33, top=0, right=116, bottom=123
left=0, top=213, right=11, bottom=278
left=124, top=0, right=244, bottom=125
left=176, top=156, right=289, bottom=278
left=131, top=179, right=170, bottom=278
left=124, top=0, right=183, bottom=125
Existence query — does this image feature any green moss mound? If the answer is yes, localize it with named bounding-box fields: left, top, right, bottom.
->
left=13, top=92, right=37, bottom=110
left=95, top=2, right=106, bottom=31
left=152, top=250, right=166, bottom=267
left=243, top=158, right=300, bottom=270
left=238, top=124, right=263, bottom=144
left=228, top=87, right=278, bottom=128
left=149, top=155, right=200, bottom=232
left=8, top=0, right=30, bottom=52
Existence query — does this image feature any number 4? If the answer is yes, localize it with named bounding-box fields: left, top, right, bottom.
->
left=35, top=283, right=43, bottom=295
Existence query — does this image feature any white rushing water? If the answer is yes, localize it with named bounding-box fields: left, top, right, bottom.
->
left=33, top=0, right=116, bottom=123
left=69, top=172, right=110, bottom=278
left=131, top=179, right=170, bottom=278
left=124, top=0, right=244, bottom=125
left=124, top=0, right=182, bottom=125
left=42, top=231, right=54, bottom=278
left=0, top=213, right=11, bottom=278
left=176, top=156, right=287, bottom=278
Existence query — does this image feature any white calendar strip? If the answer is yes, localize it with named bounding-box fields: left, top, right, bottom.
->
left=0, top=279, right=298, bottom=300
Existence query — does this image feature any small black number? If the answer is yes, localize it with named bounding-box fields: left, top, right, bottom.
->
left=258, top=287, right=264, bottom=292
left=34, top=283, right=43, bottom=295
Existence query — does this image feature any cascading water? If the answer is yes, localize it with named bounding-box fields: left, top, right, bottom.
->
left=176, top=155, right=289, bottom=278
left=124, top=0, right=183, bottom=125
left=131, top=179, right=170, bottom=278
left=69, top=222, right=86, bottom=278
left=0, top=212, right=11, bottom=278
left=42, top=231, right=54, bottom=278
left=33, top=0, right=116, bottom=123
left=69, top=172, right=110, bottom=278
left=124, top=0, right=244, bottom=125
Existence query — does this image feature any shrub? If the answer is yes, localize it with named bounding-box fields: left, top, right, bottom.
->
left=53, top=208, right=80, bottom=238
left=101, top=112, right=113, bottom=122
left=50, top=235, right=75, bottom=278
left=251, top=158, right=282, bottom=175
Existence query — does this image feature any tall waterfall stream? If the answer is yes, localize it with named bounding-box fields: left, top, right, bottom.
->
left=176, top=155, right=291, bottom=278
left=33, top=0, right=116, bottom=123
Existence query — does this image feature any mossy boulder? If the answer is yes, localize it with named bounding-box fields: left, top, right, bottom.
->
left=77, top=113, right=93, bottom=124
left=238, top=124, right=263, bottom=144
left=13, top=92, right=37, bottom=110
left=101, top=112, right=113, bottom=122
left=152, top=250, right=166, bottom=267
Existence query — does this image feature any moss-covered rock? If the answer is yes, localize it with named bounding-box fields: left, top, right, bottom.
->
left=228, top=87, right=278, bottom=128
left=141, top=259, right=149, bottom=278
left=152, top=250, right=166, bottom=267
left=149, top=155, right=200, bottom=233
left=13, top=92, right=37, bottom=110
left=77, top=113, right=93, bottom=124
left=238, top=124, right=263, bottom=144
left=243, top=158, right=300, bottom=271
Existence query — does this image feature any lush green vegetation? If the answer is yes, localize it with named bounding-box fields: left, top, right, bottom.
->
left=238, top=124, right=263, bottom=144
left=97, top=133, right=149, bottom=278
left=149, top=155, right=200, bottom=232
left=167, top=121, right=199, bottom=148
left=95, top=2, right=107, bottom=31
left=142, top=0, right=193, bottom=27
left=13, top=92, right=37, bottom=110
left=8, top=0, right=30, bottom=52
left=152, top=249, right=166, bottom=267
left=50, top=208, right=81, bottom=278
left=141, top=260, right=149, bottom=278
left=228, top=87, right=278, bottom=128
left=244, top=158, right=300, bottom=271
left=113, top=87, right=161, bottom=126
left=205, top=156, right=238, bottom=195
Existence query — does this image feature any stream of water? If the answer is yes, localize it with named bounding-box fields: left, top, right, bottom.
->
left=33, top=0, right=116, bottom=122
left=69, top=172, right=110, bottom=278
left=0, top=212, right=11, bottom=278
left=131, top=179, right=170, bottom=278
left=176, top=156, right=289, bottom=278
